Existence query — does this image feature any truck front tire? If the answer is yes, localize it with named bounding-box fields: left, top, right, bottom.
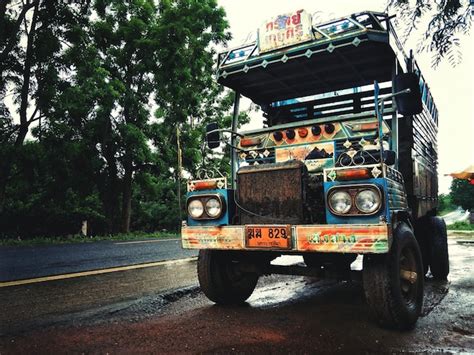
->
left=197, top=250, right=259, bottom=305
left=363, top=222, right=424, bottom=330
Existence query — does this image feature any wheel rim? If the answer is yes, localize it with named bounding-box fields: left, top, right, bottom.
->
left=399, top=246, right=419, bottom=307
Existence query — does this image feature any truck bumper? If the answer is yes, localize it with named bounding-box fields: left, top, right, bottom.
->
left=182, top=224, right=390, bottom=254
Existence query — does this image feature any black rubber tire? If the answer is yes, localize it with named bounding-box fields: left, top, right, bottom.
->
left=414, top=216, right=430, bottom=276
left=197, top=250, right=259, bottom=305
left=363, top=222, right=424, bottom=330
left=428, top=217, right=449, bottom=280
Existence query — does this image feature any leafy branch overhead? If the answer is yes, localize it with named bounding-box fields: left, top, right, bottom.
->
left=388, top=0, right=472, bottom=67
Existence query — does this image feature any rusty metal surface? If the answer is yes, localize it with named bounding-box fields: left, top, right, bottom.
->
left=237, top=160, right=306, bottom=224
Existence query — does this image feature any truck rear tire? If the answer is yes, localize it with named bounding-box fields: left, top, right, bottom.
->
left=363, top=222, right=424, bottom=330
left=197, top=250, right=259, bottom=305
left=414, top=216, right=430, bottom=275
left=428, top=217, right=449, bottom=280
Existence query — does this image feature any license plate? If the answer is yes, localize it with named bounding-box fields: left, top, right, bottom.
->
left=245, top=225, right=292, bottom=249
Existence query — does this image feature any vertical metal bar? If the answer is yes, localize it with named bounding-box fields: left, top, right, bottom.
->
left=231, top=92, right=241, bottom=189
left=374, top=81, right=385, bottom=171
left=176, top=127, right=183, bottom=227
left=391, top=58, right=399, bottom=169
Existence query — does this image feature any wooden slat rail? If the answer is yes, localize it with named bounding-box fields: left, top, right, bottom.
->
left=265, top=86, right=392, bottom=124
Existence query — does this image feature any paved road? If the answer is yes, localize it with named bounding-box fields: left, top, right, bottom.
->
left=0, top=238, right=197, bottom=282
left=0, top=237, right=472, bottom=353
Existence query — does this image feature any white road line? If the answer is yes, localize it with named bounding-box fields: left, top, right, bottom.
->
left=114, top=238, right=181, bottom=245
left=0, top=257, right=197, bottom=288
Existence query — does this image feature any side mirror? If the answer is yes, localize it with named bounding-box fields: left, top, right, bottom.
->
left=383, top=150, right=396, bottom=166
left=206, top=122, right=220, bottom=149
left=393, top=73, right=423, bottom=116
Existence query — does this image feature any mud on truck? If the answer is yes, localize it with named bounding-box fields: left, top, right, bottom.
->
left=181, top=10, right=449, bottom=330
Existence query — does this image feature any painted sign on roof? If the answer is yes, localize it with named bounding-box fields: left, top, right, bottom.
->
left=258, top=10, right=314, bottom=54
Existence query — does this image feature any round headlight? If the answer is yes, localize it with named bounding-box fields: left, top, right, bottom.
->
left=205, top=197, right=222, bottom=218
left=329, top=190, right=352, bottom=214
left=188, top=199, right=204, bottom=219
left=355, top=189, right=381, bottom=214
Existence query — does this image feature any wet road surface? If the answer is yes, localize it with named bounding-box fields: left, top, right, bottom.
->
left=0, top=238, right=197, bottom=281
left=0, top=237, right=473, bottom=353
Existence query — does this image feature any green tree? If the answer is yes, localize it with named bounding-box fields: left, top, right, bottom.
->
left=60, top=0, right=231, bottom=233
left=450, top=178, right=474, bottom=210
left=1, top=0, right=236, bottom=237
left=388, top=0, right=471, bottom=67
left=0, top=139, right=105, bottom=239
left=438, top=193, right=455, bottom=214
left=0, top=0, right=90, bottom=212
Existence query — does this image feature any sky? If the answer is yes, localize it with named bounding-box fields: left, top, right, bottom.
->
left=217, top=0, right=474, bottom=194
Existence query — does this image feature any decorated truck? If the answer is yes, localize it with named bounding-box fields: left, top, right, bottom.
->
left=181, top=10, right=449, bottom=330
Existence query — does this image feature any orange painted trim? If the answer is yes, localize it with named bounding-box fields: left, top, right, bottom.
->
left=296, top=224, right=389, bottom=253
left=181, top=224, right=390, bottom=254
left=182, top=226, right=244, bottom=250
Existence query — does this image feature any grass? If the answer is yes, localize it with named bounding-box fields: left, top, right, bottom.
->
left=447, top=221, right=474, bottom=231
left=0, top=231, right=179, bottom=247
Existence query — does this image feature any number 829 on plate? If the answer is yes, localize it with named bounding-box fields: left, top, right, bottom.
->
left=245, top=225, right=292, bottom=249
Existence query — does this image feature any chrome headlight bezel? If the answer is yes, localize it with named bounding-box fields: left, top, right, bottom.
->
left=327, top=184, right=383, bottom=216
left=355, top=188, right=382, bottom=214
left=187, top=194, right=226, bottom=220
left=187, top=199, right=204, bottom=219
left=205, top=197, right=222, bottom=218
left=328, top=190, right=352, bottom=215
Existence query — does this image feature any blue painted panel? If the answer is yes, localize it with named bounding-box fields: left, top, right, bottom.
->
left=187, top=189, right=235, bottom=226
left=324, top=178, right=390, bottom=224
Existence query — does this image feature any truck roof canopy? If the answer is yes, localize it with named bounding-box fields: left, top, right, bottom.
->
left=217, top=12, right=406, bottom=105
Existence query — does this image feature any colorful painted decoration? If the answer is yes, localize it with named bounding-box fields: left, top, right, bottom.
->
left=371, top=166, right=382, bottom=178
left=182, top=224, right=389, bottom=254
left=258, top=10, right=314, bottom=53
left=182, top=226, right=244, bottom=249
left=187, top=177, right=227, bottom=192
left=275, top=142, right=334, bottom=173
left=296, top=224, right=389, bottom=253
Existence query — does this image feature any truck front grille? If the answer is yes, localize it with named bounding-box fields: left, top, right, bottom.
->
left=236, top=160, right=306, bottom=224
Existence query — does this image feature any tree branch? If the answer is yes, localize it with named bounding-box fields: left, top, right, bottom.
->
left=15, top=0, right=38, bottom=147
left=0, top=0, right=38, bottom=68
left=1, top=113, right=45, bottom=142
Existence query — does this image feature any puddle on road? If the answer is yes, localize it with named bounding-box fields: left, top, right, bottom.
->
left=247, top=255, right=342, bottom=308
left=247, top=248, right=466, bottom=317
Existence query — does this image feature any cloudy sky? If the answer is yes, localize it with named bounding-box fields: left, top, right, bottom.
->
left=218, top=0, right=473, bottom=194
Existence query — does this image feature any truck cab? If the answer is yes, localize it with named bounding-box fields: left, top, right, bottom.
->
left=181, top=10, right=449, bottom=330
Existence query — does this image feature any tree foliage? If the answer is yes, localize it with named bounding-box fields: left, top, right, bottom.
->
left=450, top=178, right=474, bottom=210
left=0, top=1, right=91, bottom=211
left=388, top=0, right=472, bottom=67
left=0, top=0, right=237, bottom=238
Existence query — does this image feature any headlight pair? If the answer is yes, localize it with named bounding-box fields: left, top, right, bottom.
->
left=327, top=185, right=382, bottom=216
left=187, top=195, right=225, bottom=220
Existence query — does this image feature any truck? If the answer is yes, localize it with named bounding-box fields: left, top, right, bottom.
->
left=181, top=10, right=449, bottom=330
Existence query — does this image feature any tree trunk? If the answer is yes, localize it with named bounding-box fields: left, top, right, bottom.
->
left=0, top=163, right=9, bottom=213
left=121, top=157, right=133, bottom=233
left=101, top=118, right=120, bottom=234
left=101, top=161, right=120, bottom=234
left=0, top=3, right=38, bottom=212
